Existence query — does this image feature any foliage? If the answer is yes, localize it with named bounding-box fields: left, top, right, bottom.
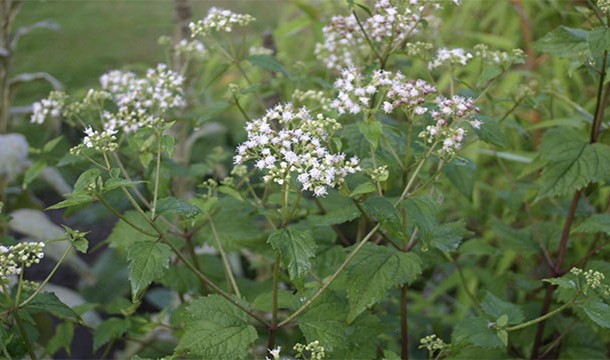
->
left=1, top=0, right=610, bottom=359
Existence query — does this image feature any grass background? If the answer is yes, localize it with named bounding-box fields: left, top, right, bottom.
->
left=13, top=0, right=284, bottom=104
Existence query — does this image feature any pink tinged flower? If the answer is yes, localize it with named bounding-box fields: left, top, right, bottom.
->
left=314, top=186, right=328, bottom=197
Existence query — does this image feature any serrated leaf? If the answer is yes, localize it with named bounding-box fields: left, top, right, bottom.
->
left=46, top=194, right=94, bottom=210
left=481, top=292, right=524, bottom=325
left=106, top=211, right=158, bottom=251
left=572, top=214, right=610, bottom=235
left=350, top=181, right=376, bottom=197
left=345, top=243, right=421, bottom=322
left=534, top=26, right=589, bottom=58
left=103, top=177, right=144, bottom=193
left=248, top=54, right=290, bottom=77
left=177, top=295, right=258, bottom=359
left=26, top=292, right=79, bottom=320
left=543, top=277, right=577, bottom=289
left=362, top=196, right=405, bottom=239
left=474, top=116, right=507, bottom=148
left=93, top=317, right=130, bottom=351
left=127, top=241, right=172, bottom=299
left=300, top=293, right=349, bottom=352
left=401, top=195, right=438, bottom=235
left=452, top=316, right=504, bottom=349
left=579, top=299, right=610, bottom=328
left=268, top=227, right=316, bottom=282
left=426, top=220, right=469, bottom=252
left=537, top=128, right=610, bottom=198
left=477, top=66, right=503, bottom=86
left=358, top=120, right=383, bottom=150
left=156, top=196, right=201, bottom=218
left=46, top=322, right=74, bottom=356
left=443, top=158, right=476, bottom=200
left=588, top=27, right=610, bottom=54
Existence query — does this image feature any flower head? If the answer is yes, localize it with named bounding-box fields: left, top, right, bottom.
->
left=234, top=103, right=360, bottom=197
left=189, top=7, right=255, bottom=36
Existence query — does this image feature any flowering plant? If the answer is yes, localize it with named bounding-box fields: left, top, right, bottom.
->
left=2, top=1, right=610, bottom=359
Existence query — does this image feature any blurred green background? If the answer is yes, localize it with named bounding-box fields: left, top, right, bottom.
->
left=13, top=0, right=285, bottom=104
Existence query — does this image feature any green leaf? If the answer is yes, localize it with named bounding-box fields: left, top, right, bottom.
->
left=247, top=54, right=290, bottom=77
left=93, top=317, right=130, bottom=351
left=300, top=293, right=349, bottom=353
left=26, top=292, right=79, bottom=320
left=572, top=214, right=610, bottom=235
left=401, top=195, right=438, bottom=235
left=350, top=181, right=376, bottom=197
left=477, top=66, right=503, bottom=87
left=362, top=196, right=405, bottom=239
left=177, top=295, right=258, bottom=359
left=42, top=135, right=64, bottom=153
left=358, top=120, right=383, bottom=150
left=443, top=158, right=476, bottom=200
left=345, top=243, right=421, bottom=322
left=588, top=27, right=610, bottom=54
left=474, top=116, right=507, bottom=148
left=46, top=322, right=74, bottom=356
left=579, top=299, right=610, bottom=328
left=127, top=241, right=172, bottom=300
left=103, top=177, right=143, bottom=193
left=268, top=227, right=316, bottom=282
left=217, top=185, right=244, bottom=201
left=537, top=128, right=610, bottom=198
left=161, top=133, right=175, bottom=157
left=534, top=26, right=589, bottom=58
left=22, top=159, right=46, bottom=188
left=156, top=196, right=201, bottom=218
left=73, top=168, right=102, bottom=193
left=426, top=220, right=469, bottom=252
left=452, top=316, right=504, bottom=349
left=481, top=292, right=524, bottom=325
left=46, top=194, right=94, bottom=210
left=497, top=329, right=508, bottom=347
left=106, top=210, right=158, bottom=250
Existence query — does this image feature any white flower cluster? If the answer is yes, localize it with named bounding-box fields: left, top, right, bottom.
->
left=599, top=0, right=610, bottom=14
left=0, top=242, right=45, bottom=280
left=266, top=346, right=281, bottom=360
left=249, top=46, right=274, bottom=56
left=294, top=340, right=325, bottom=360
left=189, top=7, right=255, bottom=36
left=428, top=47, right=473, bottom=70
left=71, top=126, right=119, bottom=155
left=331, top=67, right=436, bottom=115
left=292, top=89, right=332, bottom=112
left=474, top=44, right=524, bottom=67
left=570, top=267, right=609, bottom=295
left=30, top=91, right=67, bottom=124
left=174, top=39, right=206, bottom=57
left=419, top=96, right=481, bottom=156
left=419, top=334, right=447, bottom=353
left=71, top=64, right=184, bottom=154
left=316, top=0, right=448, bottom=71
left=99, top=63, right=185, bottom=133
left=234, top=103, right=360, bottom=197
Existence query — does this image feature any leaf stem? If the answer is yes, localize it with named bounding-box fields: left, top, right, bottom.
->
left=506, top=297, right=576, bottom=332
left=277, top=223, right=380, bottom=327
left=151, top=130, right=162, bottom=220
left=18, top=244, right=71, bottom=308
left=209, top=217, right=241, bottom=297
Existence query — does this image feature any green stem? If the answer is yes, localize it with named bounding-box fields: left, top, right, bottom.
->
left=268, top=251, right=281, bottom=350
left=395, top=145, right=436, bottom=206
left=277, top=223, right=381, bottom=327
left=164, top=240, right=268, bottom=326
left=19, top=245, right=71, bottom=308
left=151, top=131, right=162, bottom=220
left=210, top=217, right=241, bottom=297
left=351, top=10, right=383, bottom=64
left=506, top=298, right=577, bottom=332
left=95, top=195, right=157, bottom=237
